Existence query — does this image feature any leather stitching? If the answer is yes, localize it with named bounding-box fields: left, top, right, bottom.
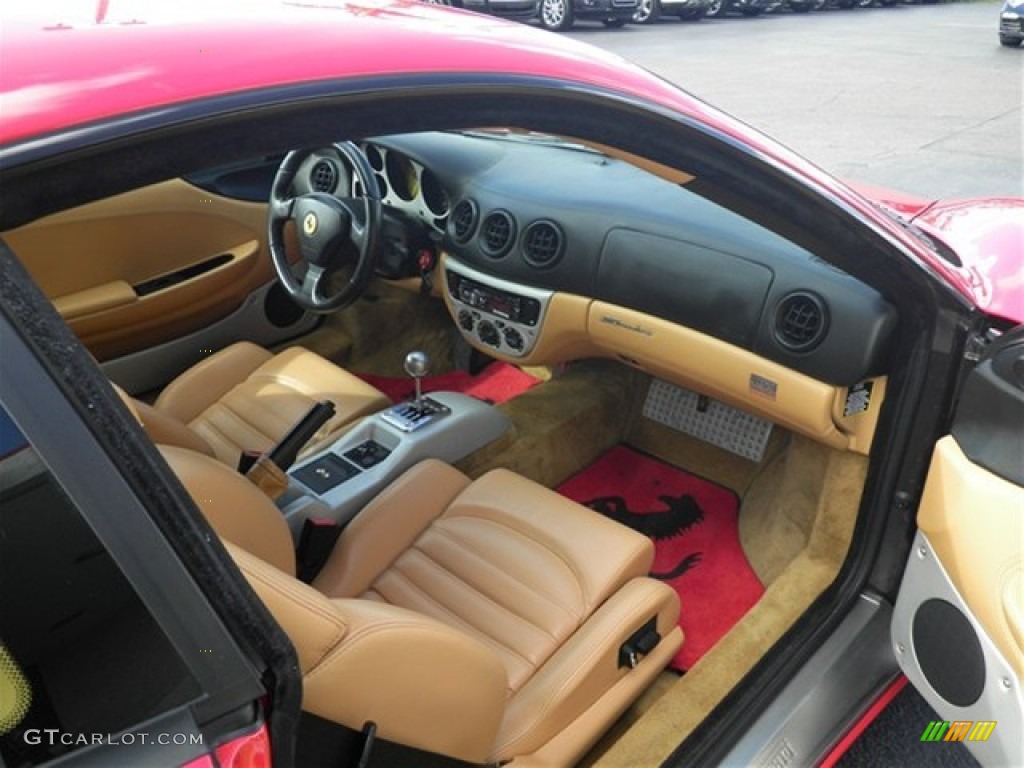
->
left=373, top=568, right=536, bottom=684
left=441, top=512, right=588, bottom=606
left=402, top=544, right=563, bottom=644
left=427, top=525, right=580, bottom=621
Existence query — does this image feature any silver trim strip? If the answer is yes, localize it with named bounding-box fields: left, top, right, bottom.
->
left=721, top=593, right=899, bottom=768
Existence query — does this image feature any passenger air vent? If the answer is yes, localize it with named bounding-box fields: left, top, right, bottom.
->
left=310, top=160, right=337, bottom=192
left=479, top=210, right=516, bottom=258
left=522, top=220, right=564, bottom=268
left=449, top=199, right=478, bottom=245
left=774, top=292, right=829, bottom=352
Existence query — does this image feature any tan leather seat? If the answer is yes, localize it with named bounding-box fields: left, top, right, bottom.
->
left=161, top=447, right=683, bottom=767
left=129, top=342, right=389, bottom=467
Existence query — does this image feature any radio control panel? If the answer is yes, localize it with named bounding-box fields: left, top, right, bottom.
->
left=443, top=258, right=553, bottom=359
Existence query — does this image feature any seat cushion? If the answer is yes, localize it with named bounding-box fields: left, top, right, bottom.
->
left=156, top=342, right=389, bottom=467
left=318, top=460, right=655, bottom=694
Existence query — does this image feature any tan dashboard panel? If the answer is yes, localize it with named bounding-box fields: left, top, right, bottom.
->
left=918, top=436, right=1024, bottom=678
left=518, top=292, right=594, bottom=365
left=4, top=179, right=274, bottom=360
left=587, top=302, right=849, bottom=450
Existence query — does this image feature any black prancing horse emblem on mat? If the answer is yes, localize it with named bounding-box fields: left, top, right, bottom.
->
left=584, top=494, right=704, bottom=580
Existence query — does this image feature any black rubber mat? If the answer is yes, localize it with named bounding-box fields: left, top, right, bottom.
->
left=838, top=684, right=981, bottom=768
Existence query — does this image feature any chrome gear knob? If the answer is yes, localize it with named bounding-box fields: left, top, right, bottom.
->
left=404, top=350, right=430, bottom=404
left=404, top=350, right=431, bottom=380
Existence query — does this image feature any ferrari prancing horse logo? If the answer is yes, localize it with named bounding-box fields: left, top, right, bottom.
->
left=302, top=212, right=318, bottom=236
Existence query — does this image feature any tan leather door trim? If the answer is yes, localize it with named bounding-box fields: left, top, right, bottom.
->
left=918, top=436, right=1024, bottom=677
left=4, top=179, right=274, bottom=359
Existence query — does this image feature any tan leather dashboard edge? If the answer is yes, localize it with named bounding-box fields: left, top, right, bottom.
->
left=587, top=302, right=848, bottom=450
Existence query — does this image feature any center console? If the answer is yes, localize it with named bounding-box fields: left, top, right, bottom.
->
left=278, top=390, right=510, bottom=535
left=444, top=258, right=553, bottom=358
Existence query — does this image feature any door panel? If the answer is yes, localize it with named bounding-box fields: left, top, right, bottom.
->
left=892, top=327, right=1024, bottom=766
left=917, top=437, right=1024, bottom=679
left=3, top=179, right=277, bottom=360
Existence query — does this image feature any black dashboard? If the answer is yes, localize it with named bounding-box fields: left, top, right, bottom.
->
left=368, top=131, right=896, bottom=388
left=193, top=130, right=897, bottom=389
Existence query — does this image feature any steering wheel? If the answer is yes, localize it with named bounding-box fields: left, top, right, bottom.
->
left=267, top=142, right=381, bottom=314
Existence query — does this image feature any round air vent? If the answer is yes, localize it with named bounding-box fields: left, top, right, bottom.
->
left=449, top=199, right=478, bottom=245
left=774, top=292, right=829, bottom=352
left=522, top=220, right=564, bottom=268
left=309, top=160, right=337, bottom=193
left=479, top=210, right=516, bottom=258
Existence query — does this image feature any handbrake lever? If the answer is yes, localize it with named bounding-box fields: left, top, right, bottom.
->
left=239, top=400, right=336, bottom=501
left=267, top=400, right=336, bottom=472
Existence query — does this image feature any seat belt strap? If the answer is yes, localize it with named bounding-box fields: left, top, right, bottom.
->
left=296, top=713, right=492, bottom=768
left=296, top=517, right=343, bottom=583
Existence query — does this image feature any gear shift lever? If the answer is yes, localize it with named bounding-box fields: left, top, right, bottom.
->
left=404, top=350, right=430, bottom=406
left=381, top=349, right=450, bottom=433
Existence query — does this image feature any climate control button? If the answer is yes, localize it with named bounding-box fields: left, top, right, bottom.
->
left=503, top=327, right=524, bottom=351
left=477, top=321, right=500, bottom=348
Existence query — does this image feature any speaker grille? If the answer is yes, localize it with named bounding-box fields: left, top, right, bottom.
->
left=912, top=598, right=985, bottom=707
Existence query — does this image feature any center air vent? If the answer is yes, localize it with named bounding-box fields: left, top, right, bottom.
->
left=479, top=210, right=516, bottom=258
left=522, top=220, right=564, bottom=268
left=310, top=160, right=337, bottom=193
left=449, top=199, right=478, bottom=245
left=774, top=292, right=829, bottom=352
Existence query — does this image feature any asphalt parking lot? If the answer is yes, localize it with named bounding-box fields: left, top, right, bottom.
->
left=568, top=1, right=1023, bottom=199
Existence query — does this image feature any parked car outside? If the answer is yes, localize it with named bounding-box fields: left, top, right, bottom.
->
left=425, top=0, right=540, bottom=20
left=632, top=0, right=712, bottom=23
left=1, top=2, right=1021, bottom=768
left=707, top=0, right=778, bottom=17
left=1000, top=0, right=1024, bottom=46
left=537, top=0, right=638, bottom=29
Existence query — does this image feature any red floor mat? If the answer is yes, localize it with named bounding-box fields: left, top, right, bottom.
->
left=356, top=362, right=540, bottom=405
left=557, top=445, right=765, bottom=671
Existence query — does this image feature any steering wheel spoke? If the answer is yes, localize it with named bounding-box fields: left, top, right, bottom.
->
left=348, top=199, right=375, bottom=253
left=301, top=264, right=326, bottom=301
left=270, top=195, right=295, bottom=220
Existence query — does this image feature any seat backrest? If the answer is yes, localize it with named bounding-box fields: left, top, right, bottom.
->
left=159, top=445, right=508, bottom=763
left=158, top=445, right=295, bottom=574
left=111, top=382, right=216, bottom=457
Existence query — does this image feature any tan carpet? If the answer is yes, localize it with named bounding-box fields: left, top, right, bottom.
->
left=288, top=280, right=455, bottom=376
